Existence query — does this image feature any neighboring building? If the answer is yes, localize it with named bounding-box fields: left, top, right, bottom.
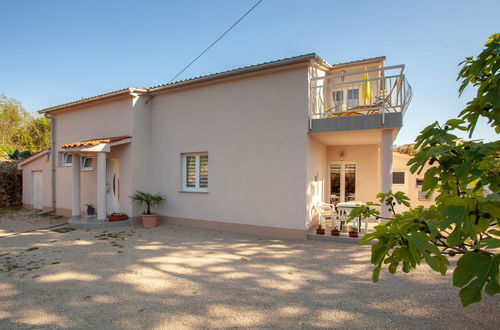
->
left=18, top=54, right=419, bottom=239
left=391, top=151, right=435, bottom=213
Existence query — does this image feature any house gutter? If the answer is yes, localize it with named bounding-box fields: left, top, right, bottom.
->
left=45, top=114, right=56, bottom=213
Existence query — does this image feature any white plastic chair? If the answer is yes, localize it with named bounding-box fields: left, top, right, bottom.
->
left=316, top=202, right=336, bottom=228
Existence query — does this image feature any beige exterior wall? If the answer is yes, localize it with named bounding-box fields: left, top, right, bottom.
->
left=20, top=57, right=422, bottom=238
left=149, top=67, right=310, bottom=230
left=52, top=98, right=133, bottom=214
left=392, top=152, right=435, bottom=212
left=306, top=135, right=328, bottom=230
left=20, top=154, right=52, bottom=210
left=326, top=144, right=380, bottom=203
left=312, top=59, right=385, bottom=114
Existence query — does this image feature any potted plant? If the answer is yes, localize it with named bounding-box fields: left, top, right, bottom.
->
left=348, top=226, right=359, bottom=238
left=331, top=226, right=340, bottom=236
left=130, top=191, right=166, bottom=229
left=316, top=224, right=325, bottom=235
left=85, top=204, right=95, bottom=216
left=107, top=212, right=129, bottom=222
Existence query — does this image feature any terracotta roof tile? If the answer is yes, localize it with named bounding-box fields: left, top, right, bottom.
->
left=62, top=136, right=131, bottom=149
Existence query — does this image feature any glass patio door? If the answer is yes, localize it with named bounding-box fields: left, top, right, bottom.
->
left=330, top=163, right=356, bottom=203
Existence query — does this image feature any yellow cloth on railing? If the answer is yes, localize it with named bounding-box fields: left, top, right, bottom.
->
left=362, top=72, right=372, bottom=100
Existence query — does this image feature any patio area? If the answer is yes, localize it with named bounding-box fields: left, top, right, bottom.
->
left=0, top=208, right=498, bottom=329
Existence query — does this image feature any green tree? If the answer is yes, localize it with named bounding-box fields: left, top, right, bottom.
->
left=0, top=94, right=50, bottom=156
left=0, top=94, right=26, bottom=146
left=12, top=116, right=51, bottom=152
left=352, top=33, right=499, bottom=307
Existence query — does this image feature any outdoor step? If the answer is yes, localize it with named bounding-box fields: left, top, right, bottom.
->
left=306, top=233, right=374, bottom=245
left=68, top=216, right=132, bottom=230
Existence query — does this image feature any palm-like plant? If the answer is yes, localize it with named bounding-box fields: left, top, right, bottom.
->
left=130, top=191, right=165, bottom=214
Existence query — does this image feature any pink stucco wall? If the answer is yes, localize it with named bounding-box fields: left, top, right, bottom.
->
left=52, top=97, right=133, bottom=214
left=326, top=144, right=381, bottom=203
left=20, top=154, right=52, bottom=210
left=149, top=66, right=310, bottom=230
left=392, top=152, right=435, bottom=211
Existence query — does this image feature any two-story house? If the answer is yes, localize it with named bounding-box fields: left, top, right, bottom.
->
left=18, top=54, right=413, bottom=239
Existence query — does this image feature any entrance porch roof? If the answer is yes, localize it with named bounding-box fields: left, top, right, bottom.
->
left=61, top=135, right=131, bottom=153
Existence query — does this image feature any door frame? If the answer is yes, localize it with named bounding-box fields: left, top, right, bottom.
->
left=106, top=158, right=120, bottom=214
left=32, top=171, right=43, bottom=209
left=328, top=161, right=358, bottom=203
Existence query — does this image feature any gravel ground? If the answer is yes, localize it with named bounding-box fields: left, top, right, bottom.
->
left=0, top=209, right=498, bottom=329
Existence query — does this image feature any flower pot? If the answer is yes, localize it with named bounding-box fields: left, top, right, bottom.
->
left=316, top=228, right=325, bottom=235
left=141, top=214, right=158, bottom=229
left=331, top=230, right=340, bottom=236
left=107, top=214, right=128, bottom=222
left=348, top=232, right=359, bottom=238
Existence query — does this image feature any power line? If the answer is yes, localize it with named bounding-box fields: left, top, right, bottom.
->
left=168, top=0, right=264, bottom=84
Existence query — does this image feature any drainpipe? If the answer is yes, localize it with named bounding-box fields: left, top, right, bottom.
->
left=45, top=114, right=56, bottom=213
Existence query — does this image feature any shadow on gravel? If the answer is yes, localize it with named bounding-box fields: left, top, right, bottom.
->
left=0, top=209, right=499, bottom=329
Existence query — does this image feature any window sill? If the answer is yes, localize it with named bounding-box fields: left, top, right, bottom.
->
left=178, top=190, right=209, bottom=194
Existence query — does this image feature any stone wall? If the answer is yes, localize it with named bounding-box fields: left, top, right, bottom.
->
left=0, top=161, right=22, bottom=207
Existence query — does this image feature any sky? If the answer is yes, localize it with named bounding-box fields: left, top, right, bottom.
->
left=1, top=0, right=498, bottom=145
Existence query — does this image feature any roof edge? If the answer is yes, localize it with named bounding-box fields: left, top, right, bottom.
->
left=330, top=56, right=386, bottom=69
left=38, top=88, right=147, bottom=115
left=147, top=53, right=325, bottom=94
left=17, top=149, right=50, bottom=168
left=36, top=54, right=386, bottom=114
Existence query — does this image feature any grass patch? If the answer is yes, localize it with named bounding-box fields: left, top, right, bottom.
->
left=0, top=206, right=23, bottom=215
left=26, top=247, right=39, bottom=251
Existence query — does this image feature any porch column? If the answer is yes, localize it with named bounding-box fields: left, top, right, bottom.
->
left=339, top=162, right=345, bottom=202
left=380, top=129, right=393, bottom=220
left=72, top=154, right=81, bottom=217
left=97, top=152, right=107, bottom=221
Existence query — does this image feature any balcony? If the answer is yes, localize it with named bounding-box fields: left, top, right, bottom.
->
left=308, top=65, right=412, bottom=132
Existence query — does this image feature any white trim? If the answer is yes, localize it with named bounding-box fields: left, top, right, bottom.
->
left=61, top=152, right=73, bottom=166
left=80, top=156, right=94, bottom=170
left=17, top=149, right=50, bottom=168
left=181, top=152, right=208, bottom=192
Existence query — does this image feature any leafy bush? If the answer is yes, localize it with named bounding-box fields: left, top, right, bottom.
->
left=351, top=34, right=499, bottom=307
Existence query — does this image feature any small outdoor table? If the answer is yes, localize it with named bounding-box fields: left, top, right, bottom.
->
left=336, top=201, right=367, bottom=232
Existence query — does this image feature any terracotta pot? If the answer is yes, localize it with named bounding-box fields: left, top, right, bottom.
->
left=349, top=232, right=359, bottom=238
left=316, top=228, right=325, bottom=235
left=331, top=230, right=340, bottom=236
left=142, top=214, right=158, bottom=229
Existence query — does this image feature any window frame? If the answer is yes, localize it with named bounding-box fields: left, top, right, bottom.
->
left=181, top=153, right=208, bottom=192
left=392, top=171, right=405, bottom=185
left=416, top=179, right=431, bottom=200
left=60, top=152, right=72, bottom=166
left=347, top=88, right=359, bottom=108
left=80, top=156, right=94, bottom=171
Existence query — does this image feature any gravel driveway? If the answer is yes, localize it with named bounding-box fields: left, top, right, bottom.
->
left=0, top=209, right=498, bottom=329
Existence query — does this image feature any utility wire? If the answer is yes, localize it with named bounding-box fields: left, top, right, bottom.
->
left=168, top=0, right=264, bottom=83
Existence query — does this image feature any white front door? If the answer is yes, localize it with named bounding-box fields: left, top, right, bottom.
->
left=33, top=171, right=43, bottom=209
left=106, top=159, right=120, bottom=214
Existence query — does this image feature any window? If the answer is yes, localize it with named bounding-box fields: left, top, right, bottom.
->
left=61, top=153, right=72, bottom=166
left=332, top=90, right=344, bottom=111
left=80, top=157, right=93, bottom=170
left=330, top=163, right=356, bottom=202
left=392, top=172, right=405, bottom=184
left=182, top=153, right=208, bottom=192
left=416, top=179, right=431, bottom=200
left=347, top=88, right=359, bottom=108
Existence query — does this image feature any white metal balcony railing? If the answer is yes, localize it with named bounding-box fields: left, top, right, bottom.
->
left=309, top=65, right=413, bottom=126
